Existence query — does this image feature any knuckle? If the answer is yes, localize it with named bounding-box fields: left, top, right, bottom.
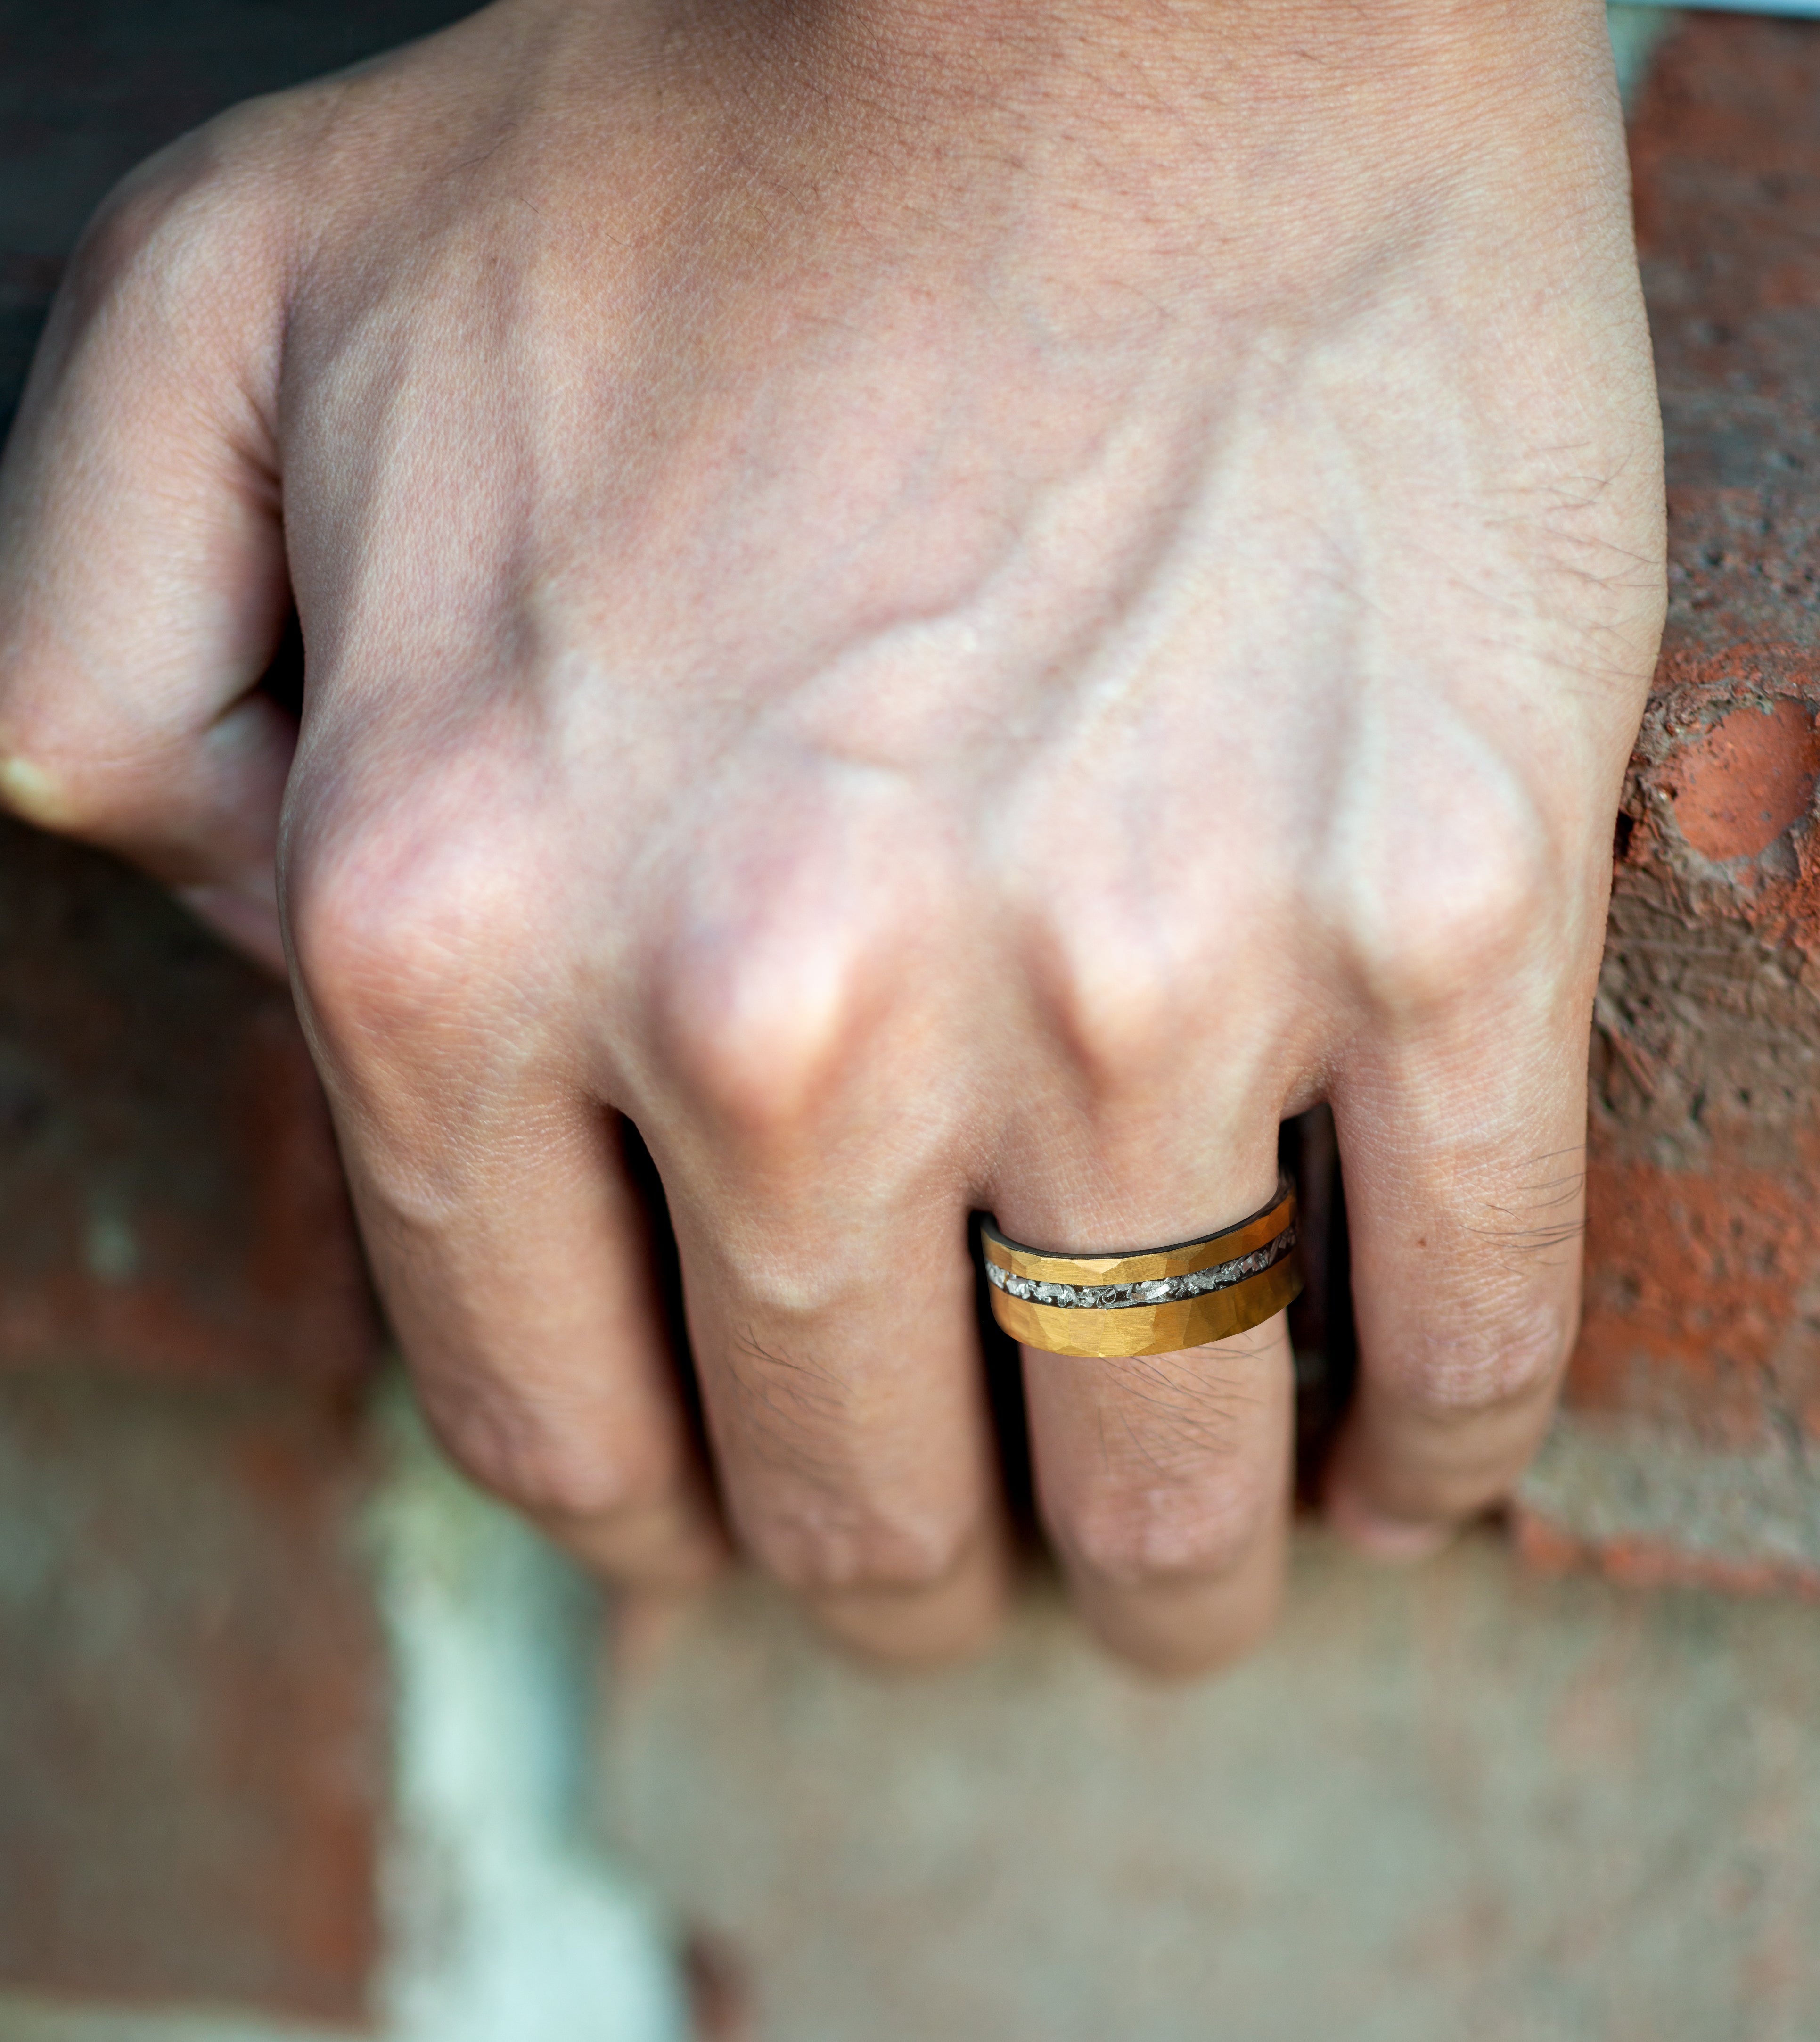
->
left=1335, top=778, right=1556, bottom=1018
left=1109, top=1565, right=1285, bottom=1681
left=1010, top=801, right=1285, bottom=1089
left=651, top=907, right=889, bottom=1143
left=714, top=1246, right=864, bottom=1322
left=1383, top=1305, right=1573, bottom=1425
left=58, top=171, right=196, bottom=325
left=1025, top=903, right=1226, bottom=1090
left=62, top=115, right=282, bottom=326
left=66, top=168, right=198, bottom=311
left=286, top=786, right=531, bottom=1059
left=746, top=1499, right=978, bottom=1598
left=1198, top=1578, right=1281, bottom=1669
left=422, top=1375, right=670, bottom=1524
left=1059, top=1462, right=1279, bottom=1589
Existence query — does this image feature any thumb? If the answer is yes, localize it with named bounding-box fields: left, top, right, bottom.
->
left=0, top=124, right=297, bottom=971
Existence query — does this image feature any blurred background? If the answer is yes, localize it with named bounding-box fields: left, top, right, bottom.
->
left=2, top=6, right=1818, bottom=2038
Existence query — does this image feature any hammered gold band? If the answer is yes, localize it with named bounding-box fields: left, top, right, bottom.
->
left=983, top=1175, right=1302, bottom=1359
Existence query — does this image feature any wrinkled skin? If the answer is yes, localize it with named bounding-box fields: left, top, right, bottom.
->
left=0, top=0, right=1664, bottom=1672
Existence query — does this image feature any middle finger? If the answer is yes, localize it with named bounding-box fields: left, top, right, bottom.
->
left=660, top=1143, right=1013, bottom=1665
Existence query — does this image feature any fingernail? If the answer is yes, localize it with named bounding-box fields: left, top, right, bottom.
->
left=0, top=755, right=73, bottom=827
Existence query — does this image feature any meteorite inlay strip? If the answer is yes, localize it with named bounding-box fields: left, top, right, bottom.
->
left=984, top=1220, right=1297, bottom=1311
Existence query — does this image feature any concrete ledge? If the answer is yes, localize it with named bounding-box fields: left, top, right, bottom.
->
left=1517, top=1414, right=1820, bottom=1597
left=606, top=1531, right=1820, bottom=2042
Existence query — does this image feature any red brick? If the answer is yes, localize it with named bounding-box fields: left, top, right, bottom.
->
left=0, top=1371, right=385, bottom=2024
left=0, top=815, right=377, bottom=1392
left=0, top=762, right=388, bottom=2021
left=1668, top=699, right=1820, bottom=863
left=1575, top=1145, right=1820, bottom=1443
left=1513, top=1507, right=1820, bottom=1603
left=1519, top=16, right=1820, bottom=1591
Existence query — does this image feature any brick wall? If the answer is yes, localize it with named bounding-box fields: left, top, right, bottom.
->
left=0, top=2, right=459, bottom=2021
left=0, top=825, right=386, bottom=2021
left=1514, top=15, right=1820, bottom=1595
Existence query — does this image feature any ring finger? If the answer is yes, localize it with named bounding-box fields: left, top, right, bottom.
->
left=1002, top=1141, right=1297, bottom=1677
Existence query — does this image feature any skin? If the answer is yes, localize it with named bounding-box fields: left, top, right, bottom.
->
left=0, top=0, right=1664, bottom=1674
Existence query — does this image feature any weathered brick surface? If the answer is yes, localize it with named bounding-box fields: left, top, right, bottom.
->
left=1516, top=15, right=1820, bottom=1592
left=0, top=3, right=469, bottom=2017
left=607, top=1539, right=1820, bottom=2042
left=0, top=834, right=388, bottom=2020
left=0, top=818, right=374, bottom=1390
left=0, top=1373, right=385, bottom=2023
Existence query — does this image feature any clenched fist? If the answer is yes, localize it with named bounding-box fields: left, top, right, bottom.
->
left=0, top=0, right=1664, bottom=1672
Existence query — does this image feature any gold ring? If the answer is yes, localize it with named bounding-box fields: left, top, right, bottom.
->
left=982, top=1174, right=1301, bottom=1359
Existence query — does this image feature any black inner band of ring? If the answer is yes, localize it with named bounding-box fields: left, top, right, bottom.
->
left=984, top=1172, right=1293, bottom=1266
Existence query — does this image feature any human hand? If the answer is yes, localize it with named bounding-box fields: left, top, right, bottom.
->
left=0, top=0, right=1664, bottom=1672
